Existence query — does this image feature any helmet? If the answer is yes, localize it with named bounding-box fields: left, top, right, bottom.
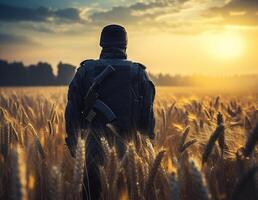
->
left=100, top=24, right=127, bottom=48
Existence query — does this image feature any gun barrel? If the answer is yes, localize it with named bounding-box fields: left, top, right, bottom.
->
left=84, top=65, right=116, bottom=101
left=94, top=65, right=116, bottom=84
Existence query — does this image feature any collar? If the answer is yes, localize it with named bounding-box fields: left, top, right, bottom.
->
left=100, top=47, right=127, bottom=59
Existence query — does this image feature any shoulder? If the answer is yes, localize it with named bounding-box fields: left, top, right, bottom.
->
left=76, top=59, right=97, bottom=75
left=132, top=62, right=155, bottom=87
left=133, top=62, right=153, bottom=83
left=133, top=62, right=146, bottom=70
left=134, top=62, right=155, bottom=93
left=130, top=61, right=148, bottom=78
left=126, top=61, right=146, bottom=83
left=79, top=59, right=96, bottom=69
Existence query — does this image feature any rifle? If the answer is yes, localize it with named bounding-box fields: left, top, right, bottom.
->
left=82, top=65, right=117, bottom=124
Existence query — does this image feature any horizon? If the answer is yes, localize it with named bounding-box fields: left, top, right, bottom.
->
left=2, top=58, right=258, bottom=77
left=0, top=0, right=258, bottom=75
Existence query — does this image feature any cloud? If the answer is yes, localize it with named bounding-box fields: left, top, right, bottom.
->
left=219, top=0, right=258, bottom=12
left=89, top=0, right=189, bottom=26
left=2, top=0, right=257, bottom=39
left=0, top=3, right=85, bottom=23
left=209, top=0, right=258, bottom=26
left=224, top=12, right=258, bottom=26
left=129, top=1, right=174, bottom=11
left=0, top=1, right=211, bottom=36
left=90, top=6, right=138, bottom=24
left=55, top=8, right=83, bottom=22
left=21, top=23, right=56, bottom=34
left=0, top=33, right=37, bottom=45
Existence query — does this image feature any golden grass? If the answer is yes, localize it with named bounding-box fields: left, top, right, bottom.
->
left=0, top=86, right=257, bottom=200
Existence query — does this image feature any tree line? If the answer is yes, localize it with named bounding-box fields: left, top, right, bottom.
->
left=0, top=59, right=257, bottom=87
left=0, top=59, right=76, bottom=86
left=148, top=73, right=258, bottom=87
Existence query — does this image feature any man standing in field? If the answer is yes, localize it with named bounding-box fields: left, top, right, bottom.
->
left=65, top=24, right=155, bottom=199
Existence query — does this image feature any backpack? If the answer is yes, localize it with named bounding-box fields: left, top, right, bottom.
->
left=80, top=59, right=144, bottom=131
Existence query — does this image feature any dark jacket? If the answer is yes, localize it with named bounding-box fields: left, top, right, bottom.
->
left=65, top=47, right=155, bottom=151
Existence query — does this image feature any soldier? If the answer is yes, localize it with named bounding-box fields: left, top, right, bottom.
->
left=65, top=24, right=155, bottom=199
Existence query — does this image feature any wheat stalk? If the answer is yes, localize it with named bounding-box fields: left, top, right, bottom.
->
left=72, top=135, right=86, bottom=197
left=48, top=166, right=62, bottom=200
left=170, top=172, right=180, bottom=200
left=243, top=123, right=258, bottom=157
left=11, top=145, right=28, bottom=200
left=178, top=126, right=190, bottom=152
left=145, top=150, right=166, bottom=199
left=202, top=124, right=224, bottom=164
left=189, top=160, right=211, bottom=200
left=127, top=143, right=140, bottom=200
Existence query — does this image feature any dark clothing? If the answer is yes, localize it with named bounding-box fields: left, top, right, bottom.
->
left=65, top=47, right=155, bottom=199
left=65, top=47, right=155, bottom=147
left=100, top=47, right=127, bottom=59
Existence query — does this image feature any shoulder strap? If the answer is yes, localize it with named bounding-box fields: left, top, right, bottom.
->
left=78, top=60, right=98, bottom=98
left=80, top=59, right=95, bottom=66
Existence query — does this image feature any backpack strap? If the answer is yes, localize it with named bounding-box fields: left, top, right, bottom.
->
left=79, top=60, right=97, bottom=101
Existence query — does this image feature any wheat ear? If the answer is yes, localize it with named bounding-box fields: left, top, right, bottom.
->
left=72, top=136, right=86, bottom=197
left=11, top=145, right=28, bottom=200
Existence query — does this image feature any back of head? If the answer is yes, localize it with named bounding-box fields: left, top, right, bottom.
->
left=100, top=24, right=128, bottom=49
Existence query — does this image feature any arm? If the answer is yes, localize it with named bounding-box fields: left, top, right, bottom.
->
left=65, top=67, right=85, bottom=156
left=140, top=70, right=156, bottom=139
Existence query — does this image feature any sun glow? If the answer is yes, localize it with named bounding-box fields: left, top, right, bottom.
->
left=207, top=32, right=245, bottom=60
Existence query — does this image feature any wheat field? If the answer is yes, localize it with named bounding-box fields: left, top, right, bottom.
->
left=0, top=87, right=257, bottom=200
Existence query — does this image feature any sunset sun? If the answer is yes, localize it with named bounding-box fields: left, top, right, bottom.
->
left=208, top=32, right=245, bottom=60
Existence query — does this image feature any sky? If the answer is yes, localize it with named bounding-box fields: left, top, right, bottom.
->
left=0, top=0, right=257, bottom=75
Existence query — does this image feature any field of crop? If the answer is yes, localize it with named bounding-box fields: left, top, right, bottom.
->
left=0, top=87, right=257, bottom=200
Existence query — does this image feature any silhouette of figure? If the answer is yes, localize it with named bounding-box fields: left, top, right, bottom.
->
left=65, top=24, right=155, bottom=199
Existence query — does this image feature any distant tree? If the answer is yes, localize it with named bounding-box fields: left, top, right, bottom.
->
left=0, top=60, right=28, bottom=86
left=0, top=60, right=9, bottom=85
left=27, top=62, right=55, bottom=85
left=10, top=62, right=28, bottom=85
left=56, top=62, right=76, bottom=85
